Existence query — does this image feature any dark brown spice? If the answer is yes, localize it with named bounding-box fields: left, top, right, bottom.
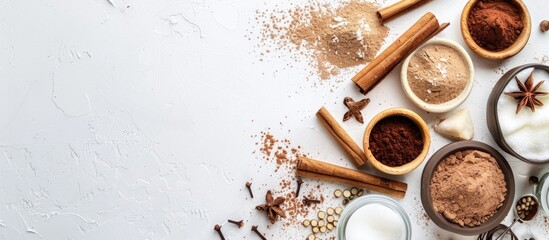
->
left=295, top=178, right=303, bottom=197
left=213, top=224, right=225, bottom=240
left=467, top=0, right=524, bottom=51
left=369, top=116, right=423, bottom=166
left=343, top=97, right=370, bottom=123
left=227, top=219, right=244, bottom=228
left=504, top=70, right=548, bottom=114
left=256, top=190, right=286, bottom=224
left=302, top=196, right=321, bottom=206
left=251, top=225, right=267, bottom=240
left=246, top=181, right=254, bottom=198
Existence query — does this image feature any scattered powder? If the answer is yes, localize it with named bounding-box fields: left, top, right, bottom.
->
left=254, top=131, right=321, bottom=227
left=250, top=0, right=389, bottom=79
left=406, top=44, right=470, bottom=104
left=430, top=150, right=507, bottom=227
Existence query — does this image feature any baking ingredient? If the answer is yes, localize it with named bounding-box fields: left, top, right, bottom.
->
left=256, top=190, right=287, bottom=224
left=540, top=20, right=549, bottom=32
left=353, top=12, right=447, bottom=93
left=303, top=205, right=341, bottom=239
left=252, top=0, right=389, bottom=79
left=516, top=195, right=538, bottom=221
left=504, top=70, right=548, bottom=114
left=302, top=196, right=321, bottom=206
left=343, top=97, right=370, bottom=123
left=296, top=156, right=408, bottom=199
left=345, top=203, right=406, bottom=240
left=251, top=225, right=267, bottom=240
left=407, top=44, right=470, bottom=104
left=214, top=224, right=226, bottom=240
left=377, top=0, right=429, bottom=22
left=430, top=150, right=507, bottom=227
left=498, top=69, right=549, bottom=161
left=434, top=108, right=474, bottom=140
left=317, top=106, right=368, bottom=166
left=369, top=116, right=423, bottom=166
left=467, top=0, right=524, bottom=51
left=295, top=178, right=303, bottom=197
left=227, top=219, right=244, bottom=228
left=245, top=181, right=254, bottom=198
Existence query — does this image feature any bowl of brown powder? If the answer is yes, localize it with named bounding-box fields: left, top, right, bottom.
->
left=363, top=108, right=430, bottom=175
left=421, top=141, right=515, bottom=236
left=401, top=38, right=474, bottom=113
left=460, top=0, right=531, bottom=60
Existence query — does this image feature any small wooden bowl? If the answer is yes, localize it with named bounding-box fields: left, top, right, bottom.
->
left=363, top=108, right=431, bottom=175
left=460, top=0, right=531, bottom=60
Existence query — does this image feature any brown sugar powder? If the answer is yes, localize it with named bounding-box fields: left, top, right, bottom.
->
left=250, top=0, right=389, bottom=79
left=430, top=150, right=507, bottom=227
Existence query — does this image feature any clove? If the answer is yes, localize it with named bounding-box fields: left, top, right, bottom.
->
left=302, top=196, right=321, bottom=206
left=214, top=224, right=226, bottom=240
left=295, top=178, right=303, bottom=197
left=228, top=219, right=244, bottom=228
left=246, top=181, right=254, bottom=198
left=251, top=225, right=267, bottom=240
left=529, top=176, right=539, bottom=185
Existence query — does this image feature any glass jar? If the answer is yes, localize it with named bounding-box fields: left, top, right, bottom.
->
left=337, top=194, right=412, bottom=240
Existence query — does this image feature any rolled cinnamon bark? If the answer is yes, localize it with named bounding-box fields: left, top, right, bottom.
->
left=316, top=107, right=367, bottom=167
left=377, top=0, right=429, bottom=22
left=296, top=156, right=407, bottom=199
left=352, top=12, right=448, bottom=93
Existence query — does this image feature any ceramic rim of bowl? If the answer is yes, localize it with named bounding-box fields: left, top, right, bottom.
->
left=400, top=38, right=474, bottom=113
left=486, top=64, right=549, bottom=164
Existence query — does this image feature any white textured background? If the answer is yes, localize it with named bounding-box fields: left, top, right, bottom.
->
left=1, top=0, right=549, bottom=239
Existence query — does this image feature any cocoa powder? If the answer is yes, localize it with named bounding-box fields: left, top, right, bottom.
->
left=430, top=150, right=507, bottom=227
left=368, top=116, right=423, bottom=166
left=467, top=0, right=524, bottom=51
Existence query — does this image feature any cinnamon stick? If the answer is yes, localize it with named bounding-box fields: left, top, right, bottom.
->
left=377, top=0, right=429, bottom=22
left=296, top=156, right=407, bottom=199
left=352, top=12, right=448, bottom=93
left=316, top=107, right=367, bottom=167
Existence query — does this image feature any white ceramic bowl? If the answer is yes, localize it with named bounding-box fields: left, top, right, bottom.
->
left=401, top=38, right=474, bottom=113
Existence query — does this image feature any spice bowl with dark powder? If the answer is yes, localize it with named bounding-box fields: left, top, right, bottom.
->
left=420, top=141, right=515, bottom=236
left=460, top=0, right=531, bottom=60
left=363, top=108, right=430, bottom=175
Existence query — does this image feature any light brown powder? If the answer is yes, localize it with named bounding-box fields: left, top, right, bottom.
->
left=430, top=150, right=507, bottom=227
left=407, top=44, right=470, bottom=104
left=250, top=0, right=389, bottom=80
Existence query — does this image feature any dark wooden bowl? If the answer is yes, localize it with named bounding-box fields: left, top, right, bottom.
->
left=420, top=141, right=515, bottom=236
left=486, top=64, right=549, bottom=164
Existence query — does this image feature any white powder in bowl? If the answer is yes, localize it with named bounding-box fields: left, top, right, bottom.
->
left=345, top=203, right=406, bottom=240
left=497, top=69, right=549, bottom=161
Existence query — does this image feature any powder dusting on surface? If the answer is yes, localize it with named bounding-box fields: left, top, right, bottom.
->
left=249, top=0, right=389, bottom=80
left=253, top=131, right=322, bottom=229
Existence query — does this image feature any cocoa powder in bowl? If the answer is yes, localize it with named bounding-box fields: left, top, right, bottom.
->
left=368, top=116, right=423, bottom=167
left=430, top=150, right=507, bottom=227
left=467, top=0, right=524, bottom=51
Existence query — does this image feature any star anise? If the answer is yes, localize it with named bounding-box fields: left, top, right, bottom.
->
left=504, top=70, right=548, bottom=114
left=343, top=97, right=370, bottom=123
left=255, top=190, right=286, bottom=224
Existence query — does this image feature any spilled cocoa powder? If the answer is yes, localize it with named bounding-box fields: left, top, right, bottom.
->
left=249, top=0, right=389, bottom=79
left=430, top=150, right=507, bottom=227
